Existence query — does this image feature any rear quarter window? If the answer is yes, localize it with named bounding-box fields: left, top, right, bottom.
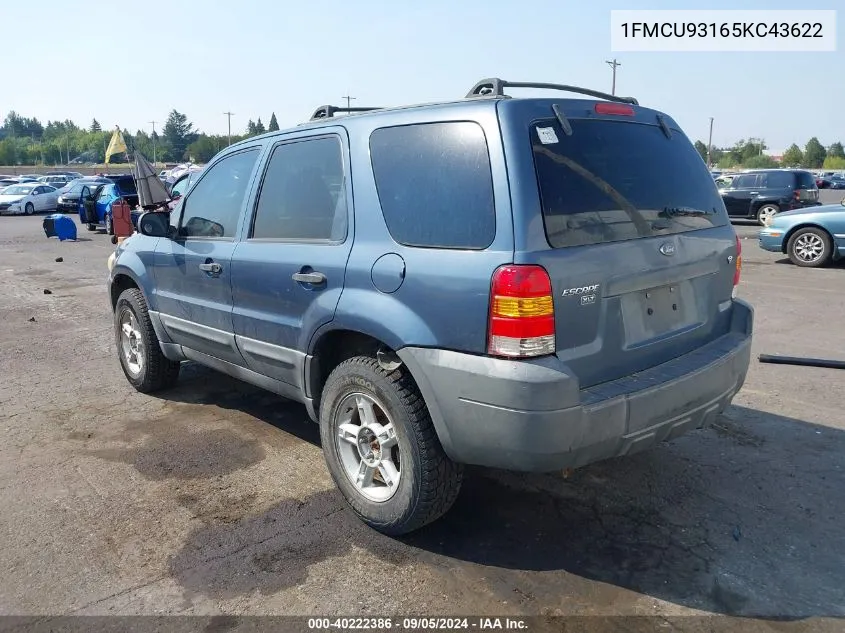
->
left=759, top=171, right=793, bottom=188
left=369, top=121, right=495, bottom=249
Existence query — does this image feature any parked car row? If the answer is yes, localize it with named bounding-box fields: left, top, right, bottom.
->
left=811, top=171, right=845, bottom=189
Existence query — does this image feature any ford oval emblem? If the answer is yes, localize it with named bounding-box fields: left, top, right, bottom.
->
left=659, top=242, right=676, bottom=256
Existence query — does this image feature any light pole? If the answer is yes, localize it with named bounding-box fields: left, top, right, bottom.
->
left=149, top=120, right=158, bottom=166
left=707, top=117, right=714, bottom=168
left=224, top=111, right=234, bottom=146
left=605, top=58, right=621, bottom=95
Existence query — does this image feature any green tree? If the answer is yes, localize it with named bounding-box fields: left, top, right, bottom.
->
left=162, top=110, right=196, bottom=161
left=187, top=134, right=222, bottom=163
left=694, top=140, right=707, bottom=162
left=255, top=118, right=266, bottom=134
left=246, top=119, right=256, bottom=136
left=828, top=142, right=844, bottom=159
left=268, top=112, right=279, bottom=131
left=822, top=156, right=845, bottom=170
left=781, top=144, right=803, bottom=167
left=90, top=118, right=101, bottom=133
left=743, top=155, right=778, bottom=169
left=717, top=154, right=737, bottom=169
left=804, top=137, right=826, bottom=168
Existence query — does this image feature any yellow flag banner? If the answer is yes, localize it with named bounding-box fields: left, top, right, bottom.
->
left=105, top=127, right=127, bottom=164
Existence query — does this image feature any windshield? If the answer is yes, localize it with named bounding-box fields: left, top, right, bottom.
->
left=531, top=119, right=728, bottom=248
left=2, top=185, right=34, bottom=196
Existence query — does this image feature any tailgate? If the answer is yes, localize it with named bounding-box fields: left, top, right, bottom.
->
left=512, top=107, right=739, bottom=388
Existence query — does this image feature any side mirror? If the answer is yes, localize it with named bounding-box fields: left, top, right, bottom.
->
left=137, top=211, right=171, bottom=238
left=841, top=197, right=845, bottom=207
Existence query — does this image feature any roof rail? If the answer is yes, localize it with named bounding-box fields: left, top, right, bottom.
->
left=309, top=105, right=382, bottom=121
left=465, top=78, right=639, bottom=105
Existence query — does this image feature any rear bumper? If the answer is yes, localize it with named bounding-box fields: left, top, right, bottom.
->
left=399, top=299, right=753, bottom=472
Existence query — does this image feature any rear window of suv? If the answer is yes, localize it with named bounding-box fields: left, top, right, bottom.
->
left=370, top=121, right=495, bottom=249
left=531, top=119, right=728, bottom=249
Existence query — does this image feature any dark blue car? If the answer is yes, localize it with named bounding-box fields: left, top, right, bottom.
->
left=108, top=79, right=753, bottom=534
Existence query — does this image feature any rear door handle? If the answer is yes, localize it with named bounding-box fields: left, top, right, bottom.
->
left=199, top=262, right=223, bottom=275
left=292, top=271, right=326, bottom=284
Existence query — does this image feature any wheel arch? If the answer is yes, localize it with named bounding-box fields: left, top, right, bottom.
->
left=781, top=222, right=834, bottom=255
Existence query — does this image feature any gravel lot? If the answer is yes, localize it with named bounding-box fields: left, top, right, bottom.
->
left=1, top=198, right=843, bottom=628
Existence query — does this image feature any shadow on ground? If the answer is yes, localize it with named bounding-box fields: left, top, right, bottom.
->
left=142, top=365, right=843, bottom=618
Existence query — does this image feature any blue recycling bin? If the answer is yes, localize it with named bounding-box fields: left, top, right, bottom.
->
left=43, top=214, right=77, bottom=241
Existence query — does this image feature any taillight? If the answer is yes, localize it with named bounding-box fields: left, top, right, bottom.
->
left=732, top=234, right=742, bottom=298
left=594, top=102, right=635, bottom=116
left=488, top=265, right=555, bottom=358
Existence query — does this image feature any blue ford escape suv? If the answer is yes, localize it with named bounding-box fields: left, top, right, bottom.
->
left=108, top=79, right=753, bottom=535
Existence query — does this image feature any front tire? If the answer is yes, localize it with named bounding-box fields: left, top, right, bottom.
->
left=114, top=288, right=181, bottom=392
left=756, top=204, right=779, bottom=227
left=24, top=203, right=34, bottom=216
left=787, top=227, right=832, bottom=268
left=87, top=223, right=97, bottom=232
left=319, top=356, right=463, bottom=535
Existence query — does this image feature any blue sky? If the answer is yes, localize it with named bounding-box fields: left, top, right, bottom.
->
left=5, top=0, right=842, bottom=149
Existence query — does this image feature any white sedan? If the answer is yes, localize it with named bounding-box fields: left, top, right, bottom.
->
left=0, top=183, right=59, bottom=215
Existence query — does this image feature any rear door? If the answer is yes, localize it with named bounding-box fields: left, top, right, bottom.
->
left=721, top=173, right=759, bottom=217
left=501, top=100, right=739, bottom=389
left=152, top=147, right=262, bottom=364
left=230, top=132, right=352, bottom=389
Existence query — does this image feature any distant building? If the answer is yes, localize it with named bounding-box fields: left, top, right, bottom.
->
left=764, top=149, right=784, bottom=163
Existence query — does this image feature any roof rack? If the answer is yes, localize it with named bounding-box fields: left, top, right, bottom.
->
left=309, top=105, right=382, bottom=121
left=465, top=78, right=639, bottom=105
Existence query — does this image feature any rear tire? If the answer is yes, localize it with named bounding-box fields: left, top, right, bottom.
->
left=756, top=204, right=779, bottom=227
left=319, top=356, right=463, bottom=535
left=114, top=288, right=181, bottom=392
left=87, top=223, right=97, bottom=232
left=787, top=227, right=832, bottom=268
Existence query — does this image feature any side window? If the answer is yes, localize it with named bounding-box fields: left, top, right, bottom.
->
left=251, top=136, right=347, bottom=241
left=732, top=174, right=758, bottom=189
left=180, top=148, right=260, bottom=239
left=765, top=171, right=793, bottom=188
left=98, top=185, right=112, bottom=201
left=369, top=121, right=495, bottom=249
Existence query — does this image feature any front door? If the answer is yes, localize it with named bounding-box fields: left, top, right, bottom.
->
left=231, top=133, right=352, bottom=389
left=152, top=146, right=262, bottom=364
left=79, top=185, right=99, bottom=224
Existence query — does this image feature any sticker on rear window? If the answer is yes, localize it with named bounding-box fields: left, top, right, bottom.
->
left=536, top=127, right=559, bottom=145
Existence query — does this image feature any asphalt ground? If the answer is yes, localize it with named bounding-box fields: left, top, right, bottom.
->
left=0, top=193, right=843, bottom=630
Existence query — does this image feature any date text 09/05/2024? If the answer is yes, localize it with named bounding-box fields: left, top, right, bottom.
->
left=307, top=617, right=528, bottom=630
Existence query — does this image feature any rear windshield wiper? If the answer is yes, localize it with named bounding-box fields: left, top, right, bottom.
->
left=660, top=206, right=715, bottom=218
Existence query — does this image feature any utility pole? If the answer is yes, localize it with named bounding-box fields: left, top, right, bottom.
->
left=149, top=120, right=158, bottom=166
left=605, top=58, right=621, bottom=95
left=707, top=117, right=714, bottom=168
left=343, top=93, right=356, bottom=109
left=223, top=111, right=234, bottom=146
